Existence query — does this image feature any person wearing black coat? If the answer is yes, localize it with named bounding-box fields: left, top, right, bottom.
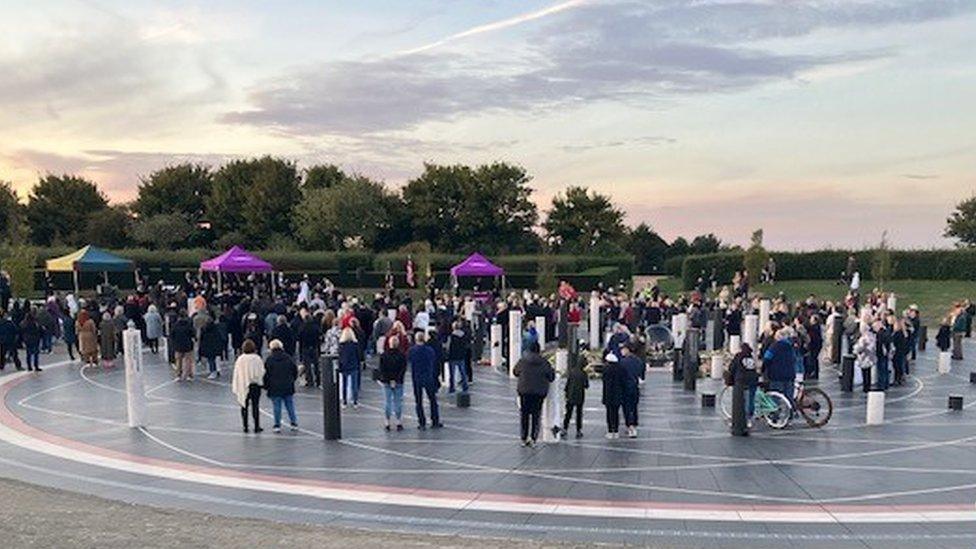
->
left=725, top=304, right=743, bottom=337
left=379, top=340, right=408, bottom=431
left=619, top=344, right=645, bottom=438
left=729, top=343, right=758, bottom=420
left=263, top=339, right=298, bottom=432
left=446, top=321, right=470, bottom=393
left=513, top=341, right=555, bottom=446
left=562, top=356, right=589, bottom=438
left=601, top=355, right=627, bottom=439
left=892, top=320, right=910, bottom=386
left=198, top=319, right=224, bottom=379
left=0, top=312, right=20, bottom=371
left=271, top=316, right=295, bottom=358
left=936, top=319, right=952, bottom=352
left=19, top=312, right=42, bottom=372
left=171, top=314, right=196, bottom=381
left=297, top=311, right=322, bottom=388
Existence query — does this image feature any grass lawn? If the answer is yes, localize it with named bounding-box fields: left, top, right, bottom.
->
left=653, top=278, right=976, bottom=328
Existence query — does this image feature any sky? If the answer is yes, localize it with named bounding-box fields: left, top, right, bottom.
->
left=0, top=0, right=974, bottom=250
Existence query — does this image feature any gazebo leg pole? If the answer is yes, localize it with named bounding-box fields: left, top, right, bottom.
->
left=271, top=272, right=276, bottom=298
left=217, top=271, right=222, bottom=293
left=74, top=270, right=79, bottom=295
left=103, top=271, right=109, bottom=285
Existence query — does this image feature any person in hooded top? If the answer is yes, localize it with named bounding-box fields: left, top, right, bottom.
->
left=601, top=353, right=627, bottom=439
left=231, top=339, right=265, bottom=433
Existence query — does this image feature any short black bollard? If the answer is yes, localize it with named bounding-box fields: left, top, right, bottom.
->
left=683, top=329, right=699, bottom=392
left=919, top=326, right=928, bottom=352
left=323, top=356, right=341, bottom=440
left=731, top=381, right=748, bottom=436
left=840, top=355, right=855, bottom=393
left=456, top=391, right=471, bottom=408
left=701, top=393, right=716, bottom=408
left=831, top=314, right=844, bottom=365
left=671, top=349, right=684, bottom=382
left=970, top=372, right=976, bottom=384
left=949, top=395, right=964, bottom=411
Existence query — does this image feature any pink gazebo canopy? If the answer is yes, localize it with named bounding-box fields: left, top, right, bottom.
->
left=450, top=252, right=504, bottom=277
left=200, top=246, right=273, bottom=273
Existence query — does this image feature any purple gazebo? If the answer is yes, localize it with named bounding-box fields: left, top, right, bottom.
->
left=449, top=252, right=506, bottom=292
left=200, top=246, right=274, bottom=293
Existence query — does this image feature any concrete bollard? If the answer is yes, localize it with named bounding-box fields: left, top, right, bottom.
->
left=887, top=294, right=897, bottom=312
left=683, top=329, right=699, bottom=392
left=701, top=393, right=716, bottom=408
left=758, top=300, right=771, bottom=334
left=949, top=395, right=964, bottom=411
left=122, top=323, right=148, bottom=428
left=939, top=351, right=952, bottom=375
left=589, top=294, right=601, bottom=350
left=830, top=313, right=843, bottom=365
left=919, top=326, right=928, bottom=352
left=535, top=316, right=547, bottom=348
left=508, top=310, right=522, bottom=378
left=544, top=350, right=568, bottom=443
left=672, top=313, right=688, bottom=350
left=456, top=391, right=471, bottom=408
left=671, top=349, right=684, bottom=382
left=490, top=324, right=503, bottom=371
left=710, top=355, right=724, bottom=380
left=728, top=335, right=741, bottom=354
left=866, top=391, right=885, bottom=425
left=323, top=356, right=341, bottom=440
left=840, top=354, right=855, bottom=393
left=743, top=315, right=759, bottom=351
left=970, top=372, right=976, bottom=384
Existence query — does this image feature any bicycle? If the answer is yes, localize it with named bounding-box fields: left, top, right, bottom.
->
left=794, top=380, right=833, bottom=428
left=719, top=384, right=792, bottom=429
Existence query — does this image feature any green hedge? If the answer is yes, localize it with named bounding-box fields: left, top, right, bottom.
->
left=663, top=256, right=685, bottom=276
left=680, top=249, right=976, bottom=290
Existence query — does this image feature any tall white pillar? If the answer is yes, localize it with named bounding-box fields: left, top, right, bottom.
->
left=543, top=350, right=568, bottom=443
left=728, top=335, right=742, bottom=354
left=886, top=293, right=897, bottom=312
left=387, top=309, right=397, bottom=322
left=490, top=324, right=503, bottom=370
left=589, top=294, right=601, bottom=350
left=743, top=314, right=759, bottom=351
left=866, top=391, right=885, bottom=425
left=671, top=313, right=688, bottom=349
left=758, top=299, right=771, bottom=334
left=710, top=355, right=724, bottom=380
left=464, top=300, right=476, bottom=322
left=508, top=310, right=523, bottom=378
left=123, top=322, right=147, bottom=428
left=705, top=319, right=716, bottom=352
left=535, top=315, right=547, bottom=347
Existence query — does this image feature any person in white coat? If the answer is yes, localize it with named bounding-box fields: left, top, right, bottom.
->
left=232, top=339, right=266, bottom=433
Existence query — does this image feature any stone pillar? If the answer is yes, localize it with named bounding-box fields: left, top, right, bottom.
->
left=728, top=335, right=742, bottom=354
left=866, top=391, right=885, bottom=425
left=710, top=355, right=724, bottom=380
left=544, top=350, right=568, bottom=443
left=758, top=299, right=771, bottom=334
left=323, top=356, right=341, bottom=440
left=743, top=314, right=759, bottom=351
left=536, top=316, right=547, bottom=348
left=671, top=313, right=688, bottom=350
left=122, top=322, right=147, bottom=428
left=589, top=294, right=601, bottom=350
left=887, top=293, right=897, bottom=312
left=830, top=313, right=843, bottom=365
left=711, top=308, right=724, bottom=351
left=508, top=310, right=522, bottom=378
left=683, top=328, right=699, bottom=392
left=490, top=324, right=503, bottom=371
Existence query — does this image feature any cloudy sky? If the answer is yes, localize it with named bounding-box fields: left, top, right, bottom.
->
left=1, top=0, right=973, bottom=249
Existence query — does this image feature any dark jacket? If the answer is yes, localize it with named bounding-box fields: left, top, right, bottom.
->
left=337, top=340, right=362, bottom=374
left=271, top=323, right=295, bottom=357
left=725, top=309, right=742, bottom=336
left=729, top=348, right=758, bottom=385
left=565, top=365, right=589, bottom=405
left=19, top=317, right=42, bottom=348
left=619, top=354, right=645, bottom=396
left=263, top=349, right=297, bottom=397
left=601, top=361, right=627, bottom=407
left=513, top=351, right=555, bottom=396
left=446, top=329, right=469, bottom=362
left=171, top=318, right=195, bottom=353
left=762, top=339, right=795, bottom=381
left=937, top=325, right=951, bottom=351
left=378, top=349, right=407, bottom=384
left=408, top=344, right=439, bottom=389
left=198, top=321, right=223, bottom=359
left=0, top=318, right=17, bottom=346
left=297, top=318, right=321, bottom=353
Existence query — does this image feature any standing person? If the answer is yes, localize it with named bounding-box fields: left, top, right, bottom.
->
left=171, top=312, right=196, bottom=381
left=77, top=310, right=98, bottom=368
left=892, top=319, right=910, bottom=386
left=337, top=327, right=363, bottom=408
left=144, top=304, right=163, bottom=354
left=805, top=314, right=823, bottom=380
left=0, top=310, right=21, bottom=371
left=966, top=300, right=975, bottom=338
left=446, top=320, right=469, bottom=394
left=62, top=309, right=78, bottom=361
left=408, top=330, right=441, bottom=430
left=35, top=303, right=54, bottom=354
left=762, top=327, right=796, bottom=407
left=99, top=311, right=118, bottom=369
left=874, top=319, right=893, bottom=390
left=907, top=305, right=921, bottom=362
left=854, top=325, right=877, bottom=393
left=936, top=317, right=952, bottom=352
left=19, top=310, right=42, bottom=372
left=263, top=339, right=299, bottom=433
left=601, top=354, right=626, bottom=439
left=729, top=343, right=758, bottom=424
left=297, top=309, right=322, bottom=388
left=562, top=353, right=589, bottom=439
left=231, top=339, right=264, bottom=434
left=513, top=341, right=554, bottom=447
left=199, top=318, right=223, bottom=379
left=378, top=336, right=407, bottom=431
left=618, top=342, right=645, bottom=438
left=952, top=304, right=967, bottom=360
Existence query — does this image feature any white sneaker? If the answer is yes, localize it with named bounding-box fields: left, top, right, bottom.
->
left=207, top=372, right=217, bottom=380
left=606, top=432, right=616, bottom=440
left=627, top=428, right=638, bottom=439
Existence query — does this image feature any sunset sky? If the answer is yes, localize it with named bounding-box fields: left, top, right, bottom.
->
left=1, top=0, right=973, bottom=250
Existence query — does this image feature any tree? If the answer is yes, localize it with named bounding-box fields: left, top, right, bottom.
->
left=207, top=157, right=301, bottom=246
left=945, top=194, right=976, bottom=247
left=872, top=230, right=894, bottom=289
left=295, top=176, right=403, bottom=250
left=543, top=186, right=625, bottom=254
left=402, top=162, right=538, bottom=253
left=743, top=229, right=769, bottom=286
left=690, top=233, right=722, bottom=255
left=134, top=164, right=212, bottom=221
left=1, top=244, right=35, bottom=298
left=0, top=181, right=26, bottom=243
left=667, top=236, right=690, bottom=259
left=132, top=213, right=196, bottom=250
left=85, top=205, right=132, bottom=248
left=625, top=223, right=669, bottom=273
left=303, top=164, right=346, bottom=191
left=26, top=174, right=108, bottom=246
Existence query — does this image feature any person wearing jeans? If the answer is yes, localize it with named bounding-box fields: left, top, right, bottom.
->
left=338, top=327, right=363, bottom=407
left=379, top=339, right=407, bottom=431
left=409, top=331, right=441, bottom=430
left=263, top=339, right=298, bottom=432
left=19, top=311, right=43, bottom=373
left=513, top=341, right=554, bottom=446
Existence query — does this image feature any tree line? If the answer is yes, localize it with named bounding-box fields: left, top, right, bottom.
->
left=0, top=158, right=736, bottom=272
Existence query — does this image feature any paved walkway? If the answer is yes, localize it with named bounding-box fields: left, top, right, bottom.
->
left=2, top=342, right=976, bottom=547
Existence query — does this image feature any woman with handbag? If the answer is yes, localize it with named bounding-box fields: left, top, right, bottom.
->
left=378, top=336, right=407, bottom=431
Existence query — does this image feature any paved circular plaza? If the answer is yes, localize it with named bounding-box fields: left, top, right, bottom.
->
left=3, top=344, right=976, bottom=547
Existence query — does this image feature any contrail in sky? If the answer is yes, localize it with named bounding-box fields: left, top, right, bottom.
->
left=397, top=0, right=590, bottom=55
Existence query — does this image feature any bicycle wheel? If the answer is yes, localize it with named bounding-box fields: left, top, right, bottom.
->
left=762, top=391, right=792, bottom=430
left=719, top=386, right=733, bottom=420
left=798, top=387, right=833, bottom=428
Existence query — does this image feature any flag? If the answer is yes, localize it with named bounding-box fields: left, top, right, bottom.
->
left=406, top=256, right=416, bottom=288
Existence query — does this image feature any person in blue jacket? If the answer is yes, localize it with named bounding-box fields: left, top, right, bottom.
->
left=762, top=327, right=796, bottom=409
left=618, top=341, right=645, bottom=438
left=409, top=330, right=442, bottom=430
